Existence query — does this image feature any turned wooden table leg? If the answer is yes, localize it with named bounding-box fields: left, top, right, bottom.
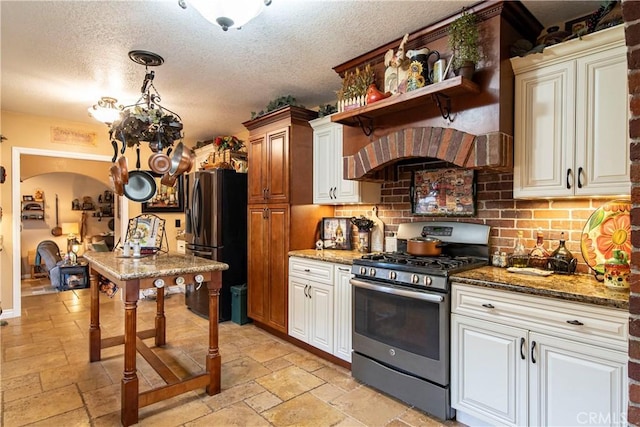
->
left=89, top=270, right=101, bottom=362
left=121, top=280, right=140, bottom=427
left=155, top=285, right=166, bottom=346
left=206, top=270, right=221, bottom=395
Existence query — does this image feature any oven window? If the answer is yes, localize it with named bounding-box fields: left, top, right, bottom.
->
left=354, top=286, right=440, bottom=360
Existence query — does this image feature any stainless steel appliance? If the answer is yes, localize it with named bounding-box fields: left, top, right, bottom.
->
left=350, top=221, right=490, bottom=420
left=185, top=169, right=247, bottom=320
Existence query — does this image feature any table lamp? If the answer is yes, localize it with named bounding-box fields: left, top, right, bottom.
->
left=61, top=222, right=80, bottom=263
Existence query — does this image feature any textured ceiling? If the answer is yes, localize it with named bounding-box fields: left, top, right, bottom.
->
left=1, top=0, right=600, bottom=143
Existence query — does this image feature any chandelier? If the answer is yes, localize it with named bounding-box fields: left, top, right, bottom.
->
left=87, top=97, right=123, bottom=125
left=109, top=50, right=183, bottom=153
left=181, top=0, right=272, bottom=31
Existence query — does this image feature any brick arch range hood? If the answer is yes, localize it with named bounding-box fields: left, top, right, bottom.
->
left=333, top=0, right=541, bottom=183
left=343, top=126, right=512, bottom=181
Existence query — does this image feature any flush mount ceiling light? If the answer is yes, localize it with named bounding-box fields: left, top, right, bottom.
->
left=88, top=96, right=123, bottom=125
left=180, top=0, right=272, bottom=31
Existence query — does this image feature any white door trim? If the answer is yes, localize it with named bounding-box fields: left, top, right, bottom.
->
left=5, top=147, right=128, bottom=319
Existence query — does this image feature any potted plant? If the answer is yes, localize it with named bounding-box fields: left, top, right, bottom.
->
left=448, top=9, right=481, bottom=80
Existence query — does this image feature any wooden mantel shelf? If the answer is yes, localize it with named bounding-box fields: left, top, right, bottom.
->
left=330, top=76, right=480, bottom=133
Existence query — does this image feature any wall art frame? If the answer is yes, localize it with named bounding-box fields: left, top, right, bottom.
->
left=410, top=168, right=476, bottom=216
left=321, top=217, right=352, bottom=250
left=141, top=172, right=184, bottom=213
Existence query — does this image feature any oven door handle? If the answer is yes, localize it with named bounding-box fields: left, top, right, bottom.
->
left=350, top=278, right=444, bottom=303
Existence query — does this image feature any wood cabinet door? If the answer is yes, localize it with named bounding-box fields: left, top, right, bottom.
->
left=334, top=265, right=353, bottom=362
left=266, top=206, right=289, bottom=332
left=248, top=135, right=266, bottom=204
left=312, top=123, right=337, bottom=204
left=529, top=332, right=628, bottom=427
left=575, top=45, right=630, bottom=196
left=265, top=128, right=290, bottom=204
left=451, top=314, right=528, bottom=427
left=514, top=61, right=575, bottom=198
left=247, top=206, right=268, bottom=323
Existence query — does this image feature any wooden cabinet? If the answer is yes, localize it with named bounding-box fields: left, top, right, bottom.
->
left=244, top=107, right=333, bottom=334
left=310, top=116, right=380, bottom=205
left=288, top=257, right=334, bottom=354
left=288, top=257, right=353, bottom=362
left=248, top=205, right=289, bottom=331
left=451, top=283, right=628, bottom=427
left=512, top=26, right=629, bottom=198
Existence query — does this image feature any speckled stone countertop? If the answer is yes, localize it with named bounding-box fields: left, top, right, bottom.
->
left=83, top=251, right=228, bottom=281
left=451, top=266, right=629, bottom=310
left=288, top=249, right=364, bottom=265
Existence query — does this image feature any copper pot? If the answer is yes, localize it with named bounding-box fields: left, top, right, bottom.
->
left=161, top=172, right=177, bottom=187
left=169, top=142, right=194, bottom=176
left=117, top=155, right=129, bottom=184
left=148, top=152, right=171, bottom=174
left=110, top=164, right=124, bottom=196
left=407, top=236, right=444, bottom=256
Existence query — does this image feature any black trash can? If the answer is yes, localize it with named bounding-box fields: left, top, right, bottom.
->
left=231, top=284, right=250, bottom=325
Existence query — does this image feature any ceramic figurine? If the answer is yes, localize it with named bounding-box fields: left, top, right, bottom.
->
left=384, top=33, right=409, bottom=94
left=365, top=84, right=391, bottom=105
left=604, top=249, right=630, bottom=290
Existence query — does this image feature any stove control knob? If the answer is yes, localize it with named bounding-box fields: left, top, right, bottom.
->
left=369, top=268, right=376, bottom=277
left=360, top=267, right=367, bottom=275
left=411, top=274, right=419, bottom=284
left=389, top=271, right=397, bottom=280
left=424, top=276, right=432, bottom=286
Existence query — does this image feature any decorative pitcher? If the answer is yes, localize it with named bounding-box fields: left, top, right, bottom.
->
left=406, top=49, right=440, bottom=91
left=603, top=249, right=630, bottom=290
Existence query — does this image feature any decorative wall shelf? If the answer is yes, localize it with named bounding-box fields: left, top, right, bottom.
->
left=330, top=76, right=480, bottom=135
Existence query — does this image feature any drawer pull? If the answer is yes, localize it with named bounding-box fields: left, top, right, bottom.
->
left=566, top=319, right=584, bottom=326
left=481, top=303, right=495, bottom=309
left=338, top=267, right=350, bottom=272
left=531, top=341, right=537, bottom=364
left=304, top=268, right=311, bottom=272
left=520, top=337, right=526, bottom=360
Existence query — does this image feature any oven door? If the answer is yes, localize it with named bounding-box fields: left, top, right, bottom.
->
left=351, top=277, right=450, bottom=386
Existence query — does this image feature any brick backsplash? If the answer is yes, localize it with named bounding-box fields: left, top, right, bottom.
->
left=335, top=165, right=625, bottom=275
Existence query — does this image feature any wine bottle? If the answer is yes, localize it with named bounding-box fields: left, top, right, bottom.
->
left=529, top=229, right=549, bottom=269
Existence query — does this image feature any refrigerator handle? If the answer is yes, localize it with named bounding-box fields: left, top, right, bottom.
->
left=192, top=176, right=202, bottom=239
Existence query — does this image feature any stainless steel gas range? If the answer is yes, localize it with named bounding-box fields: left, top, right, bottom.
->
left=350, top=221, right=490, bottom=420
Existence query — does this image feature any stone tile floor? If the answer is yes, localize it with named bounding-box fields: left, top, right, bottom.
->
left=1, top=289, right=462, bottom=426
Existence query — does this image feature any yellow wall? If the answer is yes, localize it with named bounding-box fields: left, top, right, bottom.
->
left=0, top=111, right=188, bottom=314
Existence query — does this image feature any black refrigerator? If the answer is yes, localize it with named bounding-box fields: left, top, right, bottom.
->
left=185, top=169, right=247, bottom=321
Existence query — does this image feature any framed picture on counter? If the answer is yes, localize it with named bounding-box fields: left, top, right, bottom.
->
left=321, top=217, right=352, bottom=250
left=411, top=168, right=476, bottom=216
left=141, top=172, right=185, bottom=213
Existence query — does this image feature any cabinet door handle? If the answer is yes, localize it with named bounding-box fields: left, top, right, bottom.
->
left=531, top=340, right=537, bottom=364
left=520, top=337, right=526, bottom=360
left=481, top=303, right=495, bottom=309
left=566, top=319, right=584, bottom=326
left=577, top=167, right=584, bottom=189
left=304, top=284, right=308, bottom=298
left=338, top=267, right=350, bottom=271
left=332, top=187, right=337, bottom=199
left=566, top=168, right=572, bottom=189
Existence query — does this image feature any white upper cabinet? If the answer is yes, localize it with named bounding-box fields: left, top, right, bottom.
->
left=512, top=26, right=629, bottom=198
left=311, top=116, right=380, bottom=204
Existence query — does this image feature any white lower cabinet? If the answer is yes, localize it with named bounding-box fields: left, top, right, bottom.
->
left=334, top=264, right=353, bottom=362
left=451, top=283, right=628, bottom=427
left=288, top=257, right=353, bottom=362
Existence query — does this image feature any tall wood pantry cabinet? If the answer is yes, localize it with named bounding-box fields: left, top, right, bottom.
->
left=511, top=25, right=629, bottom=198
left=243, top=107, right=333, bottom=334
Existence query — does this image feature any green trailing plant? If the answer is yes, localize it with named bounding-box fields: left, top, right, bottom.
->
left=251, top=95, right=305, bottom=119
left=448, top=9, right=481, bottom=70
left=337, top=64, right=375, bottom=101
left=317, top=103, right=337, bottom=117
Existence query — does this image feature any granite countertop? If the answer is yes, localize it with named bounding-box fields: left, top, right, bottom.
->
left=451, top=266, right=629, bottom=310
left=83, top=251, right=228, bottom=281
left=288, top=249, right=364, bottom=265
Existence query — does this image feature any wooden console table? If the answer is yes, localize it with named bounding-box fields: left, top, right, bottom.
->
left=83, top=252, right=228, bottom=426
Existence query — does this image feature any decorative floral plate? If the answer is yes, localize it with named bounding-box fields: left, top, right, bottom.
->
left=580, top=199, right=631, bottom=277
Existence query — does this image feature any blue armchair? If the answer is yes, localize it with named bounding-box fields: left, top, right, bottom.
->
left=35, top=240, right=64, bottom=290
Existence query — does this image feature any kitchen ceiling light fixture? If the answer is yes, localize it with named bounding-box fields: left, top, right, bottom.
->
left=182, top=0, right=272, bottom=31
left=87, top=96, right=123, bottom=125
